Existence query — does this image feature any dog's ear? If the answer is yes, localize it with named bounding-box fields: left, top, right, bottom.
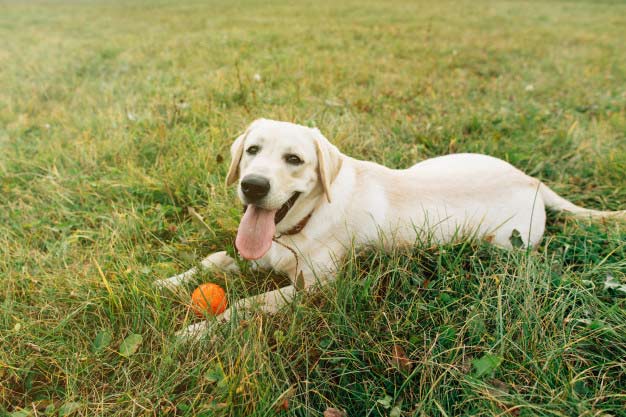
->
left=225, top=133, right=246, bottom=186
left=225, top=119, right=264, bottom=186
left=313, top=129, right=343, bottom=203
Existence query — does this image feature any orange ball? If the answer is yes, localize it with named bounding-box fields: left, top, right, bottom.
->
left=191, top=283, right=227, bottom=317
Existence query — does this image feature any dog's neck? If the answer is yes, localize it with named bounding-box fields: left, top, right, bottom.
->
left=279, top=212, right=313, bottom=236
left=275, top=186, right=324, bottom=237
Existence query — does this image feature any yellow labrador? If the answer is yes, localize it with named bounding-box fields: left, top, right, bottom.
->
left=156, top=118, right=625, bottom=338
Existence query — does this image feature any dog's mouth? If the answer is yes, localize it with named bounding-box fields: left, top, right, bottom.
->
left=236, top=192, right=300, bottom=260
left=242, top=192, right=300, bottom=225
left=274, top=192, right=301, bottom=224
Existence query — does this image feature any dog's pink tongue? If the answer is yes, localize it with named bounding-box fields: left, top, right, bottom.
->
left=235, top=205, right=277, bottom=260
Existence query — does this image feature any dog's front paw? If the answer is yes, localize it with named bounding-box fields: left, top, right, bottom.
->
left=153, top=277, right=179, bottom=290
left=200, top=251, right=240, bottom=273
left=175, top=313, right=229, bottom=342
left=175, top=320, right=215, bottom=341
left=219, top=307, right=232, bottom=322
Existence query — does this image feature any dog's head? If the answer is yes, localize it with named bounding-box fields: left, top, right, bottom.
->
left=226, top=118, right=342, bottom=260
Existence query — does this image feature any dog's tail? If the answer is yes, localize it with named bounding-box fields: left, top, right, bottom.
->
left=539, top=182, right=626, bottom=219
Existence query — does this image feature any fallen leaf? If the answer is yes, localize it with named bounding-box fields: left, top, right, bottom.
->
left=604, top=274, right=626, bottom=293
left=274, top=398, right=289, bottom=412
left=377, top=395, right=393, bottom=409
left=323, top=407, right=346, bottom=417
left=573, top=380, right=590, bottom=396
left=319, top=337, right=333, bottom=349
left=119, top=333, right=143, bottom=357
left=25, top=343, right=41, bottom=352
left=473, top=353, right=503, bottom=378
left=274, top=386, right=295, bottom=412
left=390, top=344, right=412, bottom=372
left=58, top=402, right=81, bottom=416
left=490, top=379, right=511, bottom=393
left=93, top=330, right=112, bottom=352
left=31, top=399, right=62, bottom=411
left=204, top=365, right=225, bottom=384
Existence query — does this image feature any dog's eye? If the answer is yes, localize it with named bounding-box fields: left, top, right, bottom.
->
left=246, top=145, right=260, bottom=155
left=284, top=154, right=303, bottom=165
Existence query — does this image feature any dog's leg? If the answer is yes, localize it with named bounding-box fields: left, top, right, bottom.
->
left=176, top=285, right=298, bottom=339
left=215, top=254, right=342, bottom=322
left=220, top=285, right=298, bottom=321
left=215, top=249, right=342, bottom=320
left=154, top=251, right=239, bottom=289
left=177, top=257, right=340, bottom=340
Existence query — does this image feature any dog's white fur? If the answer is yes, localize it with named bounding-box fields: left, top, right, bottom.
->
left=156, top=119, right=625, bottom=338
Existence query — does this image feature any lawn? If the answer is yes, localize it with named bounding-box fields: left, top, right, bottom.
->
left=1, top=0, right=625, bottom=415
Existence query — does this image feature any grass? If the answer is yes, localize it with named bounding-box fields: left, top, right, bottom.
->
left=1, top=0, right=626, bottom=415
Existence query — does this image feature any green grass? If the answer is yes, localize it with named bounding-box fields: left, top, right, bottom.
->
left=1, top=0, right=626, bottom=415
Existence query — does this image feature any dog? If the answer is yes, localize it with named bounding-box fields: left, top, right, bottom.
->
left=156, top=118, right=625, bottom=338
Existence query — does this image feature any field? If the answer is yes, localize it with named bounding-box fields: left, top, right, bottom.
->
left=1, top=0, right=626, bottom=415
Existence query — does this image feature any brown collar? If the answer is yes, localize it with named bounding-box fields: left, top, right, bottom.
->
left=278, top=212, right=313, bottom=237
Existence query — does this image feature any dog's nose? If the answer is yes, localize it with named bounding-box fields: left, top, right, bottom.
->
left=241, top=175, right=270, bottom=201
